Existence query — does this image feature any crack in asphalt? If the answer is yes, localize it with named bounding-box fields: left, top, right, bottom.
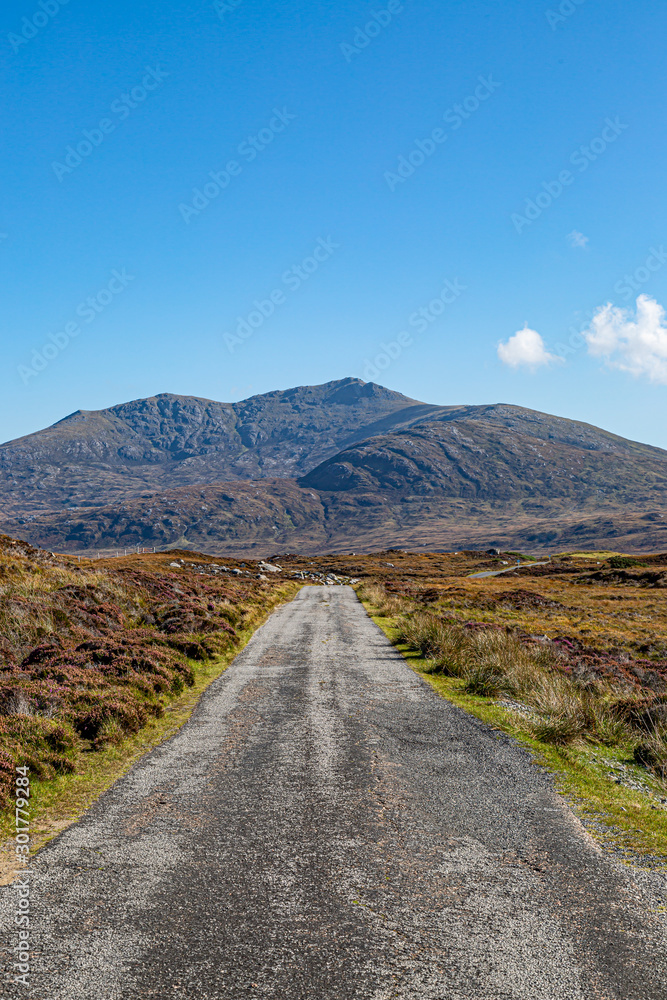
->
left=1, top=586, right=666, bottom=999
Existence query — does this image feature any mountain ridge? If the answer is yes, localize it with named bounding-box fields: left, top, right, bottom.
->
left=0, top=378, right=439, bottom=513
left=1, top=378, right=666, bottom=555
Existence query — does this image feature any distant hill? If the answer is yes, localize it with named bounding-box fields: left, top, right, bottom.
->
left=300, top=406, right=667, bottom=500
left=2, top=381, right=667, bottom=556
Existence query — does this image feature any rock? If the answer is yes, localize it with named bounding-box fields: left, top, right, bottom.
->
left=259, top=562, right=282, bottom=574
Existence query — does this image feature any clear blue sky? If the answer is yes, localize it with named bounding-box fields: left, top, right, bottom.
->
left=2, top=0, right=666, bottom=448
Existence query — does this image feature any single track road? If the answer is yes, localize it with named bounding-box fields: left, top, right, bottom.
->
left=2, top=586, right=666, bottom=999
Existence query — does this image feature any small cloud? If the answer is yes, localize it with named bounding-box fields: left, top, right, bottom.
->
left=497, top=326, right=563, bottom=370
left=584, top=294, right=667, bottom=384
left=568, top=230, right=589, bottom=249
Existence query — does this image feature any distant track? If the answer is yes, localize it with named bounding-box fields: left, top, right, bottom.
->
left=469, top=560, right=550, bottom=579
left=1, top=586, right=665, bottom=999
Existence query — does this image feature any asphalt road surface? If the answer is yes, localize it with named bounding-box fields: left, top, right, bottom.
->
left=2, top=586, right=666, bottom=999
left=468, top=561, right=550, bottom=579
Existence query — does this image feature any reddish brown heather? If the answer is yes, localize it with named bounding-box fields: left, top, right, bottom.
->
left=0, top=535, right=286, bottom=806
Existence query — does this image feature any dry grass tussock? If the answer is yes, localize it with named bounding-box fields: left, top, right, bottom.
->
left=0, top=559, right=134, bottom=662
left=357, top=580, right=409, bottom=618
left=391, top=606, right=667, bottom=780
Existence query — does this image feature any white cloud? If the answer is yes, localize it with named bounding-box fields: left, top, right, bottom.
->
left=585, top=294, right=667, bottom=384
left=497, top=326, right=562, bottom=370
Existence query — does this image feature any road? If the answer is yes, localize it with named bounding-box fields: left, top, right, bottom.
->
left=2, top=586, right=666, bottom=999
left=468, top=561, right=551, bottom=579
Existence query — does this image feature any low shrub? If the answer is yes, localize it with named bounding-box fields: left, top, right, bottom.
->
left=607, top=556, right=644, bottom=569
left=359, top=581, right=406, bottom=617
left=396, top=612, right=457, bottom=660
left=532, top=714, right=585, bottom=746
left=0, top=715, right=80, bottom=788
left=463, top=664, right=508, bottom=698
left=394, top=608, right=667, bottom=758
left=0, top=537, right=283, bottom=807
left=633, top=727, right=667, bottom=779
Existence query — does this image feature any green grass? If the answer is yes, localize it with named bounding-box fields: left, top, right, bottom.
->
left=368, top=608, right=667, bottom=862
left=0, top=582, right=300, bottom=881
left=563, top=550, right=621, bottom=560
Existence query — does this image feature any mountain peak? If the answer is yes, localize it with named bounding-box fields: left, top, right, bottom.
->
left=2, top=379, right=667, bottom=555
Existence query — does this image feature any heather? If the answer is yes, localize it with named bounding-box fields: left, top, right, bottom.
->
left=0, top=536, right=286, bottom=806
left=353, top=552, right=667, bottom=783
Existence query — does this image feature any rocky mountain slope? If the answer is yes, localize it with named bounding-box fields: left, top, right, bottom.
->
left=7, top=477, right=667, bottom=556
left=301, top=408, right=667, bottom=501
left=0, top=378, right=440, bottom=514
left=2, top=382, right=667, bottom=556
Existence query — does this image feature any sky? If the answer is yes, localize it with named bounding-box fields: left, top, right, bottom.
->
left=2, top=0, right=667, bottom=448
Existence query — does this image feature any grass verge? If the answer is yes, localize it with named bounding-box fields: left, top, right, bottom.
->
left=0, top=581, right=300, bottom=882
left=365, top=605, right=667, bottom=863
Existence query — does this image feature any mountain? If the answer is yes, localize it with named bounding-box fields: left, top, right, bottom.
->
left=300, top=406, right=667, bottom=500
left=2, top=382, right=667, bottom=556
left=0, top=378, right=440, bottom=514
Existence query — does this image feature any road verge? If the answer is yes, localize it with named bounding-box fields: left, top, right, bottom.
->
left=0, top=577, right=301, bottom=883
left=360, top=596, right=667, bottom=863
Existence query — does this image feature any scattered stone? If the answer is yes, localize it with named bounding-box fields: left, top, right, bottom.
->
left=495, top=699, right=536, bottom=719
left=259, top=562, right=282, bottom=574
